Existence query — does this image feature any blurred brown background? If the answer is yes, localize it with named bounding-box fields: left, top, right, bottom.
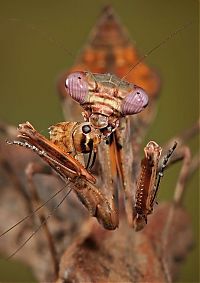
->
left=0, top=0, right=198, bottom=282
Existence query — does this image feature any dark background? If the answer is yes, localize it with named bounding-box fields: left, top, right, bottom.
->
left=0, top=0, right=199, bottom=282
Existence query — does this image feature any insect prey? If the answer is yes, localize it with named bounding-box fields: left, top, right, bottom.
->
left=8, top=121, right=119, bottom=230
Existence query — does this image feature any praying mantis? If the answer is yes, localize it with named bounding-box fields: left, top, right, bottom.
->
left=0, top=2, right=198, bottom=283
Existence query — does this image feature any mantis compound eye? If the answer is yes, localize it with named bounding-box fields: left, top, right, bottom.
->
left=65, top=72, right=88, bottom=104
left=121, top=86, right=149, bottom=115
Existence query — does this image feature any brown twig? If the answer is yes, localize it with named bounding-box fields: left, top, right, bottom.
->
left=25, top=162, right=59, bottom=280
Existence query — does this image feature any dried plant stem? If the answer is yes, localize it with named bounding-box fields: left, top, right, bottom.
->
left=173, top=146, right=192, bottom=205
left=0, top=148, right=32, bottom=213
left=25, top=162, right=59, bottom=279
left=161, top=146, right=199, bottom=283
left=162, top=118, right=199, bottom=156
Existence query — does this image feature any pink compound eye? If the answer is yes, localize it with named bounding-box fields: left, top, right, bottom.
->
left=121, top=87, right=149, bottom=115
left=65, top=72, right=88, bottom=104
